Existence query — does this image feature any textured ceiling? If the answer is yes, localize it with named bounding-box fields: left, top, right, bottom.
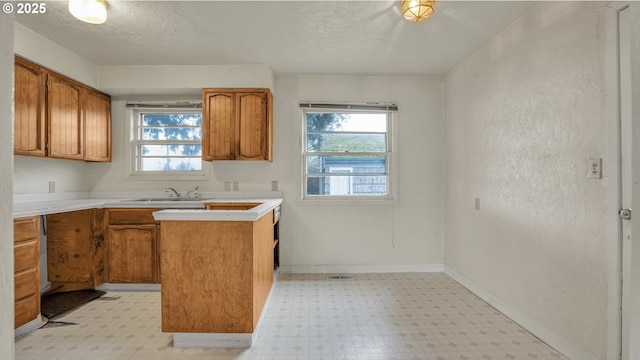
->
left=14, top=1, right=537, bottom=75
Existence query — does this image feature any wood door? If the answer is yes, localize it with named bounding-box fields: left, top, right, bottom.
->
left=14, top=216, right=40, bottom=328
left=47, top=210, right=95, bottom=291
left=47, top=73, right=84, bottom=160
left=14, top=57, right=46, bottom=156
left=108, top=225, right=157, bottom=283
left=202, top=91, right=235, bottom=160
left=236, top=91, right=269, bottom=160
left=84, top=89, right=112, bottom=162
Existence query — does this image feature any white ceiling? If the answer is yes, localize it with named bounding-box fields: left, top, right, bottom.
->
left=15, top=1, right=537, bottom=76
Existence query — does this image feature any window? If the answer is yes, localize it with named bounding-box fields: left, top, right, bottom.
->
left=302, top=104, right=395, bottom=200
left=128, top=103, right=207, bottom=179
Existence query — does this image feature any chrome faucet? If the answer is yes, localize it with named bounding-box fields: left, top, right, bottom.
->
left=165, top=187, right=180, bottom=198
left=186, top=186, right=199, bottom=199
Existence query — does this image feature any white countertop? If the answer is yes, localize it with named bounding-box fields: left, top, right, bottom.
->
left=13, top=191, right=283, bottom=221
left=152, top=198, right=283, bottom=222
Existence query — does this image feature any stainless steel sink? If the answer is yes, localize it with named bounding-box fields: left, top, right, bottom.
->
left=126, top=197, right=208, bottom=202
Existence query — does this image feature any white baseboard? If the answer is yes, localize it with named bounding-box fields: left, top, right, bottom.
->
left=15, top=315, right=44, bottom=338
left=280, top=263, right=444, bottom=274
left=444, top=265, right=599, bottom=360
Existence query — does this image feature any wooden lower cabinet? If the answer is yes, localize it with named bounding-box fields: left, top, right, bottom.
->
left=160, top=211, right=274, bottom=333
left=47, top=209, right=107, bottom=291
left=108, top=225, right=158, bottom=283
left=106, top=209, right=160, bottom=284
left=14, top=216, right=41, bottom=328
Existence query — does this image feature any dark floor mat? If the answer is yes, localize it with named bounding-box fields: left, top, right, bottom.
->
left=41, top=290, right=106, bottom=319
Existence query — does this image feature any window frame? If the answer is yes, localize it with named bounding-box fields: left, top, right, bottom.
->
left=301, top=106, right=395, bottom=203
left=126, top=105, right=209, bottom=181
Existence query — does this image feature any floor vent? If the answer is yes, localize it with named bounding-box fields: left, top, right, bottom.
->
left=327, top=275, right=356, bottom=280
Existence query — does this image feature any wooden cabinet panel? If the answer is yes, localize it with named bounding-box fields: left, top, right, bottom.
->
left=160, top=212, right=274, bottom=333
left=237, top=92, right=268, bottom=160
left=14, top=57, right=46, bottom=156
left=13, top=216, right=40, bottom=329
left=252, top=211, right=275, bottom=326
left=15, top=296, right=39, bottom=329
left=47, top=73, right=84, bottom=160
left=202, top=88, right=272, bottom=161
left=14, top=56, right=112, bottom=162
left=15, top=241, right=39, bottom=273
left=108, top=225, right=158, bottom=283
left=15, top=268, right=39, bottom=301
left=47, top=209, right=106, bottom=291
left=107, top=208, right=157, bottom=224
left=84, top=89, right=112, bottom=162
left=203, top=92, right=235, bottom=160
left=14, top=216, right=39, bottom=243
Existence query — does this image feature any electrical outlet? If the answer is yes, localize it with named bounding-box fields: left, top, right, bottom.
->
left=49, top=181, right=55, bottom=193
left=232, top=182, right=239, bottom=191
left=587, top=158, right=602, bottom=179
left=271, top=181, right=278, bottom=191
left=224, top=182, right=231, bottom=191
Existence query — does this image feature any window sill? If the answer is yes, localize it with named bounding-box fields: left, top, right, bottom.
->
left=298, top=197, right=396, bottom=206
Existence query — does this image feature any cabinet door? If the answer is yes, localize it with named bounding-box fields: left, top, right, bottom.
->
left=14, top=216, right=40, bottom=328
left=47, top=210, right=95, bottom=291
left=14, top=57, right=46, bottom=156
left=48, top=73, right=84, bottom=160
left=236, top=92, right=269, bottom=160
left=84, top=89, right=112, bottom=162
left=202, top=91, right=236, bottom=161
left=108, top=225, right=158, bottom=283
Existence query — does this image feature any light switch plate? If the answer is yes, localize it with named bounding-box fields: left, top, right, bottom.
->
left=49, top=181, right=55, bottom=193
left=224, top=182, right=231, bottom=191
left=232, top=182, right=239, bottom=191
left=587, top=158, right=602, bottom=179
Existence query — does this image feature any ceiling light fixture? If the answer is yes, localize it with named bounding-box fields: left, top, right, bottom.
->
left=69, top=0, right=107, bottom=24
left=400, top=0, right=435, bottom=23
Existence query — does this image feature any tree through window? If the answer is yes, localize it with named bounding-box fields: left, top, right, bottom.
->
left=129, top=107, right=204, bottom=175
left=302, top=104, right=395, bottom=199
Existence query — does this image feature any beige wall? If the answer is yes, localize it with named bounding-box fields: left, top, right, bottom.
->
left=88, top=74, right=447, bottom=270
left=1, top=12, right=15, bottom=360
left=445, top=2, right=608, bottom=359
left=13, top=23, right=447, bottom=271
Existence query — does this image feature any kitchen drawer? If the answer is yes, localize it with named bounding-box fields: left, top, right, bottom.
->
left=14, top=216, right=39, bottom=243
left=14, top=239, right=38, bottom=273
left=15, top=294, right=39, bottom=328
left=108, top=208, right=158, bottom=224
left=15, top=267, right=38, bottom=301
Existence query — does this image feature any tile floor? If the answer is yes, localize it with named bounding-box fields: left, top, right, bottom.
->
left=15, top=273, right=568, bottom=360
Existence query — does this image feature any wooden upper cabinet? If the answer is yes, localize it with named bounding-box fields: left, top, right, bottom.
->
left=14, top=57, right=46, bottom=156
left=202, top=88, right=273, bottom=161
left=84, top=89, right=112, bottom=162
left=47, top=73, right=84, bottom=160
left=203, top=91, right=236, bottom=160
left=13, top=56, right=112, bottom=162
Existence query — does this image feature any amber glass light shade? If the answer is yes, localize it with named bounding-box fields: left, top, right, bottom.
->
left=401, top=0, right=435, bottom=23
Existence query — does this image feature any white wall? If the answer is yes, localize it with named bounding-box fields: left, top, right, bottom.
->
left=445, top=2, right=608, bottom=360
left=1, top=11, right=15, bottom=360
left=14, top=19, right=447, bottom=270
left=275, top=75, right=445, bottom=271
left=90, top=74, right=446, bottom=270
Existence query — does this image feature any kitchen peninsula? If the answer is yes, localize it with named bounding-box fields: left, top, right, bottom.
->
left=153, top=199, right=282, bottom=348
left=12, top=192, right=282, bottom=342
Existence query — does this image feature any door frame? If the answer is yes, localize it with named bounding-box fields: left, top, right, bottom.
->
left=606, top=2, right=640, bottom=360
